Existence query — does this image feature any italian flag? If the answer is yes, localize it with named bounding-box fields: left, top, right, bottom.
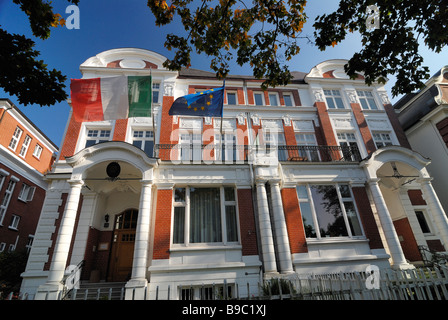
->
left=70, top=75, right=152, bottom=122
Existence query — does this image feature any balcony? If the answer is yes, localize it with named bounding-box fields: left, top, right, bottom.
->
left=155, top=144, right=361, bottom=164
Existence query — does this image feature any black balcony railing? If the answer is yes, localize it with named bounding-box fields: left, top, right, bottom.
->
left=155, top=144, right=361, bottom=163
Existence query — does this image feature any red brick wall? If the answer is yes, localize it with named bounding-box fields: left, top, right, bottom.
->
left=0, top=164, right=46, bottom=251
left=281, top=188, right=308, bottom=254
left=153, top=189, right=172, bottom=260
left=315, top=101, right=338, bottom=146
left=59, top=113, right=82, bottom=160
left=351, top=186, right=384, bottom=250
left=112, top=119, right=128, bottom=141
left=383, top=103, right=412, bottom=149
left=393, top=217, right=422, bottom=261
left=351, top=102, right=376, bottom=155
left=237, top=189, right=258, bottom=256
left=408, top=189, right=427, bottom=206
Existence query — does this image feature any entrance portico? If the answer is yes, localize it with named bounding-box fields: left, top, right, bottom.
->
left=34, top=142, right=158, bottom=300
left=361, top=146, right=448, bottom=269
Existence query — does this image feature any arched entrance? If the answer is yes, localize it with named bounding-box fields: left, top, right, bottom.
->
left=108, top=209, right=139, bottom=282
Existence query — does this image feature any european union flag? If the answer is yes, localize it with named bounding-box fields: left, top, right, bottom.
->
left=169, top=84, right=225, bottom=117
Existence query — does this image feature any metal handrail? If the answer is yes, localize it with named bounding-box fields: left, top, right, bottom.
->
left=60, top=260, right=85, bottom=300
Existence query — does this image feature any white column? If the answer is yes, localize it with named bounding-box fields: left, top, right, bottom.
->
left=368, top=179, right=412, bottom=269
left=125, top=180, right=152, bottom=300
left=269, top=180, right=293, bottom=273
left=256, top=180, right=278, bottom=274
left=35, top=179, right=83, bottom=300
left=419, top=178, right=448, bottom=249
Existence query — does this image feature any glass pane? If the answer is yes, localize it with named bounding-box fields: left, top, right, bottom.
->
left=254, top=93, right=263, bottom=106
left=85, top=140, right=96, bottom=148
left=360, top=99, right=369, bottom=110
left=152, top=90, right=159, bottom=103
left=335, top=97, right=345, bottom=109
left=326, top=97, right=335, bottom=109
left=132, top=140, right=142, bottom=149
left=296, top=185, right=308, bottom=199
left=415, top=211, right=431, bottom=233
left=344, top=202, right=363, bottom=236
left=227, top=93, right=237, bottom=105
left=173, top=207, right=185, bottom=244
left=284, top=95, right=293, bottom=106
left=144, top=141, right=154, bottom=157
left=298, top=202, right=317, bottom=238
left=339, top=185, right=351, bottom=198
left=226, top=206, right=238, bottom=242
left=224, top=187, right=235, bottom=201
left=269, top=94, right=278, bottom=106
left=190, top=188, right=222, bottom=243
left=310, top=185, right=348, bottom=237
left=174, top=188, right=186, bottom=202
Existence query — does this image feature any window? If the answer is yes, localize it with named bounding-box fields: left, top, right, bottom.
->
left=172, top=186, right=238, bottom=245
left=372, top=132, right=393, bottom=148
left=295, top=133, right=320, bottom=161
left=179, top=284, right=233, bottom=300
left=337, top=132, right=361, bottom=161
left=357, top=90, right=378, bottom=110
left=283, top=93, right=293, bottom=107
left=9, top=126, right=23, bottom=151
left=152, top=83, right=160, bottom=104
left=415, top=210, right=431, bottom=234
left=18, top=183, right=35, bottom=202
left=0, top=179, right=16, bottom=225
left=179, top=132, right=202, bottom=161
left=0, top=172, right=7, bottom=191
left=85, top=129, right=111, bottom=148
left=26, top=235, right=34, bottom=253
left=19, top=135, right=32, bottom=157
left=254, top=92, right=264, bottom=106
left=215, top=133, right=237, bottom=162
left=132, top=130, right=154, bottom=157
left=264, top=131, right=287, bottom=161
left=324, top=90, right=345, bottom=109
left=268, top=93, right=279, bottom=106
left=9, top=215, right=20, bottom=230
left=33, top=144, right=43, bottom=159
left=226, top=92, right=237, bottom=105
left=297, top=184, right=363, bottom=239
left=0, top=243, right=5, bottom=252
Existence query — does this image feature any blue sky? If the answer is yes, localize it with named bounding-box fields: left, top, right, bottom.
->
left=0, top=0, right=446, bottom=148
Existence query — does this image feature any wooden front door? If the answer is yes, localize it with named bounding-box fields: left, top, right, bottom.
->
left=109, top=209, right=138, bottom=282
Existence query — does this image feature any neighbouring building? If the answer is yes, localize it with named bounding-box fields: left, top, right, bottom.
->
left=395, top=65, right=448, bottom=254
left=19, top=48, right=448, bottom=300
left=0, top=99, right=58, bottom=254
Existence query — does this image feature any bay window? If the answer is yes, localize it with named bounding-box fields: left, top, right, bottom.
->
left=172, top=186, right=239, bottom=245
left=297, top=184, right=363, bottom=239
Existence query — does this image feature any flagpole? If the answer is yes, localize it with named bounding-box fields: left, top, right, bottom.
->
left=220, top=80, right=225, bottom=163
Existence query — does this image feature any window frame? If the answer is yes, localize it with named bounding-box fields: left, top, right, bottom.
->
left=357, top=90, right=379, bottom=110
left=282, top=92, right=294, bottom=107
left=8, top=126, right=23, bottom=151
left=253, top=92, right=265, bottom=106
left=268, top=92, right=280, bottom=107
left=295, top=132, right=320, bottom=162
left=372, top=132, right=393, bottom=149
left=0, top=179, right=17, bottom=226
left=152, top=82, right=161, bottom=104
left=19, top=135, right=32, bottom=158
left=18, top=183, right=35, bottom=202
left=9, top=215, right=20, bottom=230
left=132, top=129, right=154, bottom=157
left=226, top=91, right=238, bottom=105
left=324, top=89, right=346, bottom=109
left=414, top=209, right=433, bottom=235
left=32, top=143, right=43, bottom=159
left=296, top=183, right=365, bottom=240
left=84, top=128, right=112, bottom=148
left=171, top=186, right=240, bottom=246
